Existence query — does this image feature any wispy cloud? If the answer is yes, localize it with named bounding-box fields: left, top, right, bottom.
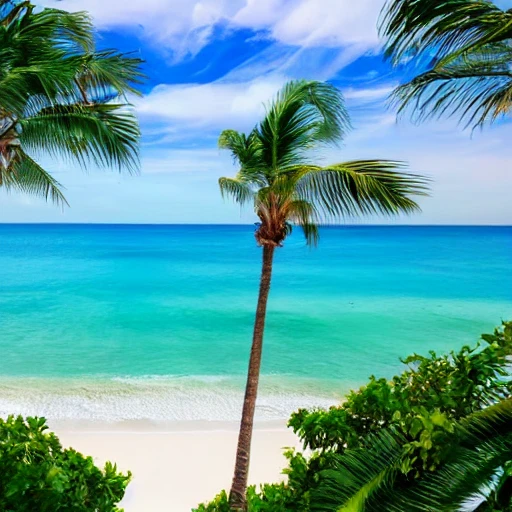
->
left=136, top=79, right=398, bottom=146
left=2, top=0, right=508, bottom=225
left=45, top=0, right=385, bottom=59
left=134, top=75, right=290, bottom=146
left=343, top=85, right=395, bottom=102
left=141, top=148, right=231, bottom=174
left=136, top=77, right=284, bottom=128
left=256, top=0, right=383, bottom=48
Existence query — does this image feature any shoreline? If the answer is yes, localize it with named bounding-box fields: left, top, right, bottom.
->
left=0, top=375, right=343, bottom=423
left=54, top=420, right=301, bottom=512
left=48, top=417, right=292, bottom=433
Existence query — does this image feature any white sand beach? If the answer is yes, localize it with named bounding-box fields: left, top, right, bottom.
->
left=54, top=420, right=302, bottom=512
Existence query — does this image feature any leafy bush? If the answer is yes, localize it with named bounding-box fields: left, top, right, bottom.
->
left=289, top=321, right=512, bottom=476
left=196, top=321, right=512, bottom=511
left=195, top=482, right=301, bottom=512
left=195, top=490, right=230, bottom=512
left=310, top=399, right=512, bottom=511
left=0, top=416, right=130, bottom=512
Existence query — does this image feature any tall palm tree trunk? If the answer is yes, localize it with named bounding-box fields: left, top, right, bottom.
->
left=229, top=244, right=275, bottom=511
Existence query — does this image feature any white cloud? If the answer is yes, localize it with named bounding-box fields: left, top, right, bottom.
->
left=20, top=0, right=508, bottom=226
left=135, top=76, right=287, bottom=135
left=43, top=0, right=385, bottom=58
left=42, top=0, right=243, bottom=58
left=343, top=85, right=395, bottom=102
left=267, top=0, right=383, bottom=48
left=231, top=0, right=291, bottom=29
left=141, top=148, right=230, bottom=174
left=220, top=42, right=367, bottom=85
left=134, top=75, right=399, bottom=146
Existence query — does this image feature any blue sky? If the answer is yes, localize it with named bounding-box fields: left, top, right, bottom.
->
left=1, top=0, right=511, bottom=224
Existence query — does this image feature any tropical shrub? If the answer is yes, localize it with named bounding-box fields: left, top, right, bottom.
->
left=0, top=415, right=130, bottom=512
left=195, top=483, right=301, bottom=512
left=289, top=321, right=512, bottom=476
left=311, top=398, right=512, bottom=511
left=196, top=321, right=512, bottom=511
left=195, top=490, right=230, bottom=512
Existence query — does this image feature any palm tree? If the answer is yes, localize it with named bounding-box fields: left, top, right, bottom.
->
left=310, top=399, right=512, bottom=512
left=379, top=0, right=512, bottom=128
left=218, top=80, right=429, bottom=511
left=0, top=1, right=143, bottom=205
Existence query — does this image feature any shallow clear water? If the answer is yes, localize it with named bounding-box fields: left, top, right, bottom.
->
left=0, top=224, right=511, bottom=421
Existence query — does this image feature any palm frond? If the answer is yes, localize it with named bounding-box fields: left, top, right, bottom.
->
left=0, top=9, right=83, bottom=112
left=219, top=129, right=267, bottom=187
left=219, top=129, right=257, bottom=163
left=0, top=3, right=142, bottom=207
left=435, top=40, right=512, bottom=70
left=379, top=0, right=511, bottom=64
left=23, top=7, right=94, bottom=53
left=76, top=50, right=145, bottom=101
left=394, top=71, right=512, bottom=129
left=310, top=429, right=404, bottom=512
left=393, top=43, right=512, bottom=127
left=2, top=148, right=68, bottom=207
left=19, top=103, right=140, bottom=173
left=296, top=161, right=429, bottom=220
left=287, top=199, right=320, bottom=246
left=218, top=177, right=255, bottom=206
left=258, top=80, right=351, bottom=172
left=380, top=0, right=512, bottom=128
left=382, top=400, right=512, bottom=512
left=0, top=59, right=83, bottom=115
left=310, top=400, right=512, bottom=512
left=0, top=0, right=31, bottom=27
left=219, top=81, right=427, bottom=247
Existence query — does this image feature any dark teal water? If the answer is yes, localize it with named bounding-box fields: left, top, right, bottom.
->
left=0, top=224, right=510, bottom=421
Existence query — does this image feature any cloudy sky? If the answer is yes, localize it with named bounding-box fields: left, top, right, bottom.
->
left=1, top=0, right=511, bottom=224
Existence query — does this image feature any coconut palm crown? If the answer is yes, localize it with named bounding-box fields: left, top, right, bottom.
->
left=379, top=0, right=512, bottom=128
left=0, top=1, right=144, bottom=206
left=220, top=80, right=429, bottom=247
left=219, top=79, right=429, bottom=511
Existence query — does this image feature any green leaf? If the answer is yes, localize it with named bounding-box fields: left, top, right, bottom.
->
left=409, top=418, right=423, bottom=438
left=380, top=0, right=512, bottom=128
left=0, top=3, right=143, bottom=206
left=218, top=81, right=429, bottom=247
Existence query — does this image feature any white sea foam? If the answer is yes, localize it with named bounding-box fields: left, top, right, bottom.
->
left=0, top=375, right=342, bottom=422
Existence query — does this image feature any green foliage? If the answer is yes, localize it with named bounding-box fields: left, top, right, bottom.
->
left=379, top=0, right=512, bottom=128
left=194, top=484, right=304, bottom=512
left=219, top=80, right=429, bottom=248
left=198, top=322, right=512, bottom=512
left=194, top=450, right=312, bottom=512
left=218, top=79, right=429, bottom=510
left=246, top=483, right=297, bottom=512
left=195, top=490, right=231, bottom=512
left=0, top=415, right=130, bottom=512
left=289, top=321, right=512, bottom=476
left=0, top=2, right=143, bottom=205
left=310, top=399, right=512, bottom=512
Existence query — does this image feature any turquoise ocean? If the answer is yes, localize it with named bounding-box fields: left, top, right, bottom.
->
left=0, top=224, right=511, bottom=422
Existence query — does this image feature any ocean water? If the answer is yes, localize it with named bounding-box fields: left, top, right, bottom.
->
left=0, top=224, right=511, bottom=422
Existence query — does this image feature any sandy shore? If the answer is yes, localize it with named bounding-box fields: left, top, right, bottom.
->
left=53, top=420, right=302, bottom=512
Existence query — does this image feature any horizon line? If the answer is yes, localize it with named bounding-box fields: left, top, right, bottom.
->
left=0, top=222, right=511, bottom=228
